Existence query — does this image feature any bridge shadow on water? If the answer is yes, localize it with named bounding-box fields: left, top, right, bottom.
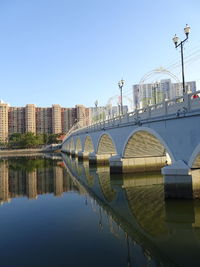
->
left=62, top=153, right=200, bottom=267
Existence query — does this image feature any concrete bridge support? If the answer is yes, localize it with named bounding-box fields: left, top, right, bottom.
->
left=77, top=151, right=89, bottom=160
left=89, top=152, right=113, bottom=166
left=109, top=155, right=167, bottom=174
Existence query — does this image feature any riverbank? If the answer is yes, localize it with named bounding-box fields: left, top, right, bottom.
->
left=0, top=148, right=44, bottom=158
left=0, top=149, right=63, bottom=160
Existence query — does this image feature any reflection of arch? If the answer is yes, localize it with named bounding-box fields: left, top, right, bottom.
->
left=188, top=143, right=200, bottom=168
left=97, top=134, right=117, bottom=155
left=69, top=138, right=75, bottom=151
left=85, top=170, right=94, bottom=187
left=125, top=183, right=169, bottom=237
left=66, top=142, right=69, bottom=150
left=123, top=127, right=174, bottom=163
left=75, top=138, right=82, bottom=152
left=65, top=140, right=70, bottom=151
left=84, top=136, right=94, bottom=153
left=98, top=172, right=117, bottom=202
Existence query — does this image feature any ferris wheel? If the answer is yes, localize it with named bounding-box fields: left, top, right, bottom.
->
left=137, top=67, right=181, bottom=107
left=106, top=94, right=133, bottom=113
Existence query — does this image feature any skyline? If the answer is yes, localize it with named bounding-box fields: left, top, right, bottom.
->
left=0, top=0, right=200, bottom=108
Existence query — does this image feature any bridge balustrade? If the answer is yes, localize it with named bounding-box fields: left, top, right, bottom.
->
left=61, top=90, right=200, bottom=199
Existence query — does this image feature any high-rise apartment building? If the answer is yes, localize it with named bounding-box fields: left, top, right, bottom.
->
left=36, top=107, right=52, bottom=134
left=25, top=104, right=36, bottom=133
left=8, top=107, right=25, bottom=134
left=133, top=80, right=197, bottom=108
left=61, top=108, right=76, bottom=133
left=76, top=105, right=91, bottom=127
left=0, top=101, right=9, bottom=142
left=0, top=102, right=91, bottom=142
left=52, top=104, right=62, bottom=134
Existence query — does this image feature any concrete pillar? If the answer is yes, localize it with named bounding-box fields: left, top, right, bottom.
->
left=89, top=152, right=97, bottom=166
left=162, top=160, right=193, bottom=199
left=77, top=151, right=89, bottom=160
left=70, top=150, right=76, bottom=158
left=89, top=152, right=112, bottom=166
left=109, top=155, right=123, bottom=174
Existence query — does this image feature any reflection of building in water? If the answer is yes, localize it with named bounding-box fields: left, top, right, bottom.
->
left=0, top=160, right=10, bottom=204
left=26, top=171, right=37, bottom=199
left=37, top=168, right=54, bottom=194
left=0, top=159, right=84, bottom=204
left=54, top=166, right=63, bottom=196
left=9, top=169, right=26, bottom=198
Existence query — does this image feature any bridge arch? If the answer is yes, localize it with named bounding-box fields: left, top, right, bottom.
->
left=122, top=127, right=175, bottom=163
left=97, top=133, right=117, bottom=155
left=75, top=137, right=82, bottom=152
left=188, top=144, right=200, bottom=168
left=84, top=135, right=94, bottom=153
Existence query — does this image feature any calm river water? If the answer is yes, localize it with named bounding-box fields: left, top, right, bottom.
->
left=0, top=154, right=200, bottom=267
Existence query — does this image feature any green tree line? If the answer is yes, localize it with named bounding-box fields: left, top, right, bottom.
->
left=5, top=132, right=63, bottom=149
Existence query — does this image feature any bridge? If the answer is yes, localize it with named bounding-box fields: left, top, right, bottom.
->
left=62, top=91, right=200, bottom=198
left=62, top=155, right=200, bottom=266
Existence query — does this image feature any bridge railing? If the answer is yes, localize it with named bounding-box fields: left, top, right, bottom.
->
left=63, top=90, right=200, bottom=141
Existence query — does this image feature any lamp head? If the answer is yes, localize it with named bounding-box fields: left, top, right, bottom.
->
left=172, top=34, right=179, bottom=47
left=184, top=24, right=190, bottom=38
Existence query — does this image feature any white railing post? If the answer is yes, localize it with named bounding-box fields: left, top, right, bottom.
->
left=164, top=101, right=168, bottom=116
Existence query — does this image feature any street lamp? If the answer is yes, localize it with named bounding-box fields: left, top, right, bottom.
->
left=172, top=24, right=191, bottom=94
left=118, top=79, right=124, bottom=115
left=152, top=84, right=157, bottom=105
left=94, top=100, right=98, bottom=122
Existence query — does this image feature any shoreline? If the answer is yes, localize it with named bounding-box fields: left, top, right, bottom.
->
left=0, top=148, right=61, bottom=157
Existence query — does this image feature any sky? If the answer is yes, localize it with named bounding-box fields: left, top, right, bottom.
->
left=0, top=0, right=200, bottom=108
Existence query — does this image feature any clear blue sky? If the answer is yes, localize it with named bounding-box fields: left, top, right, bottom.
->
left=0, top=0, right=200, bottom=107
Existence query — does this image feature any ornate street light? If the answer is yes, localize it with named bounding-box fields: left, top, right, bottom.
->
left=118, top=79, right=124, bottom=115
left=172, top=24, right=191, bottom=94
left=94, top=100, right=98, bottom=122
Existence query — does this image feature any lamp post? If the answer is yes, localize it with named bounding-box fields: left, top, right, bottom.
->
left=118, top=79, right=124, bottom=115
left=152, top=84, right=156, bottom=105
left=94, top=100, right=98, bottom=122
left=172, top=24, right=190, bottom=94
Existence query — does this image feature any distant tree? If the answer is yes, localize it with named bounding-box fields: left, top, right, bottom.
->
left=47, top=133, right=62, bottom=144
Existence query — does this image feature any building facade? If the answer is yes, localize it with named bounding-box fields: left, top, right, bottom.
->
left=133, top=80, right=197, bottom=109
left=0, top=101, right=9, bottom=142
left=0, top=102, right=91, bottom=142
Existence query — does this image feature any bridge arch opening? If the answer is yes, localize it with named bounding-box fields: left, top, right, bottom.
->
left=75, top=137, right=82, bottom=152
left=84, top=136, right=94, bottom=153
left=123, top=129, right=172, bottom=160
left=188, top=143, right=200, bottom=169
left=97, top=134, right=117, bottom=155
left=121, top=129, right=173, bottom=172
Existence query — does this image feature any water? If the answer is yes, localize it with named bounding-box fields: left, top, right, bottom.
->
left=0, top=155, right=200, bottom=266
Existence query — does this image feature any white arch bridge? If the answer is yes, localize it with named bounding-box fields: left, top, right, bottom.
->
left=62, top=91, right=200, bottom=199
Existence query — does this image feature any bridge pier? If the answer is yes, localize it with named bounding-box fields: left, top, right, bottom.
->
left=162, top=160, right=193, bottom=199
left=89, top=152, right=112, bottom=166
left=109, top=155, right=123, bottom=174
left=70, top=150, right=76, bottom=158
left=110, top=155, right=167, bottom=174
left=77, top=151, right=89, bottom=160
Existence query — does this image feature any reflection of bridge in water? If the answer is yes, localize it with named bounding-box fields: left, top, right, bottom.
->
left=62, top=154, right=200, bottom=267
left=62, top=92, right=200, bottom=199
